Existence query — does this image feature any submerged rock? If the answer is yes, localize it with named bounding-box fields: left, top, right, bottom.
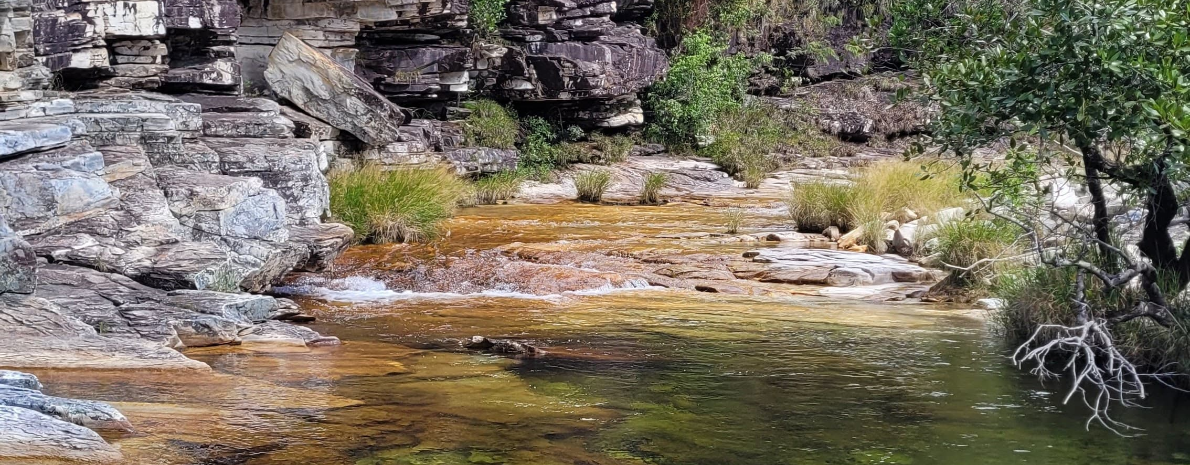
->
left=463, top=336, right=540, bottom=356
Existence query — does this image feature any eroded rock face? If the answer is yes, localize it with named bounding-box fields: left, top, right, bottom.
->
left=265, top=32, right=407, bottom=145
left=0, top=215, right=35, bottom=294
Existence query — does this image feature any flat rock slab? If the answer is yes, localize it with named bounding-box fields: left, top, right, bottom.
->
left=0, top=385, right=132, bottom=431
left=265, top=32, right=406, bottom=145
left=743, top=249, right=935, bottom=287
left=0, top=335, right=210, bottom=371
left=0, top=370, right=41, bottom=390
left=201, top=112, right=295, bottom=138
left=0, top=405, right=123, bottom=463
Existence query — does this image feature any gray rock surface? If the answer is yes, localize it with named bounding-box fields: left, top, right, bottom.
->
left=265, top=32, right=407, bottom=145
left=0, top=370, right=42, bottom=390
left=0, top=215, right=35, bottom=294
left=0, top=405, right=123, bottom=463
left=739, top=249, right=935, bottom=286
left=0, top=385, right=133, bottom=431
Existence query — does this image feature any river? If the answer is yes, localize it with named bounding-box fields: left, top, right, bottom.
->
left=27, top=202, right=1190, bottom=464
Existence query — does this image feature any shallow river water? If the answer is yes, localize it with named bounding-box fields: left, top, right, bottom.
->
left=29, top=202, right=1190, bottom=464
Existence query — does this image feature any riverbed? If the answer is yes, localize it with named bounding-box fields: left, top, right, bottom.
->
left=28, top=202, right=1190, bottom=464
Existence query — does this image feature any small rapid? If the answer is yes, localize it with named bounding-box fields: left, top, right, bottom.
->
left=275, top=275, right=659, bottom=303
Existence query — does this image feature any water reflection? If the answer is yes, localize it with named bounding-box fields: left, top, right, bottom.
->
left=30, top=291, right=1190, bottom=465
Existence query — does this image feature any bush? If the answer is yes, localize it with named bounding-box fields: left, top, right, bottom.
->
left=575, top=169, right=613, bottom=203
left=639, top=172, right=668, bottom=204
left=329, top=165, right=469, bottom=243
left=463, top=100, right=518, bottom=149
left=591, top=133, right=635, bottom=164
left=469, top=0, right=507, bottom=36
left=471, top=172, right=523, bottom=205
left=645, top=31, right=763, bottom=146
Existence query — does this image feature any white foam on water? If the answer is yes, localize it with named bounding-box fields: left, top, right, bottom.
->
left=275, top=276, right=661, bottom=303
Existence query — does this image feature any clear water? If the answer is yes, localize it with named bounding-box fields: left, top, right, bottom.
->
left=25, top=203, right=1190, bottom=464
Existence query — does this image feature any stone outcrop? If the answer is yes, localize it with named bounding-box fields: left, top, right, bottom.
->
left=265, top=32, right=407, bottom=145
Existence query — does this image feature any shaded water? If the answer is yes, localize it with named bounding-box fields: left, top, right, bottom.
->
left=29, top=203, right=1190, bottom=464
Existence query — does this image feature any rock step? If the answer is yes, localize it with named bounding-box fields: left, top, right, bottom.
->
left=201, top=112, right=294, bottom=138
left=0, top=121, right=73, bottom=157
left=179, top=94, right=281, bottom=115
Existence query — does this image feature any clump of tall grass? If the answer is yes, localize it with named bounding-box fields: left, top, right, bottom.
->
left=639, top=172, right=667, bottom=204
left=785, top=160, right=968, bottom=252
left=463, top=100, right=518, bottom=149
left=471, top=172, right=523, bottom=205
left=919, top=218, right=1021, bottom=285
left=591, top=133, right=635, bottom=164
left=575, top=169, right=613, bottom=203
left=329, top=165, right=469, bottom=243
left=785, top=180, right=856, bottom=232
left=700, top=102, right=787, bottom=187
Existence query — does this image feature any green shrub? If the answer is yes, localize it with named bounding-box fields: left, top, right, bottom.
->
left=639, top=172, right=668, bottom=204
left=469, top=0, right=507, bottom=36
left=575, top=169, right=613, bottom=203
left=991, top=267, right=1079, bottom=342
left=645, top=31, right=765, bottom=145
left=699, top=101, right=790, bottom=184
left=329, top=165, right=469, bottom=243
left=591, top=133, right=635, bottom=164
left=463, top=100, right=518, bottom=149
left=471, top=172, right=523, bottom=205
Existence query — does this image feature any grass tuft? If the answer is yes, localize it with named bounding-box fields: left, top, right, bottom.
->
left=639, top=172, right=668, bottom=204
left=591, top=134, right=635, bottom=164
left=463, top=100, right=518, bottom=149
left=471, top=172, right=523, bottom=205
left=575, top=169, right=613, bottom=203
left=724, top=207, right=746, bottom=234
left=329, top=165, right=469, bottom=243
left=785, top=160, right=967, bottom=252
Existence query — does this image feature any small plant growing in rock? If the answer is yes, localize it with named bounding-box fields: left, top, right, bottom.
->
left=639, top=172, right=668, bottom=204
left=469, top=0, right=508, bottom=37
left=724, top=207, right=746, bottom=234
left=575, top=169, right=613, bottom=203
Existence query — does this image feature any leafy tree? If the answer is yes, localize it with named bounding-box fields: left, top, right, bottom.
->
left=470, top=0, right=508, bottom=37
left=893, top=0, right=1190, bottom=431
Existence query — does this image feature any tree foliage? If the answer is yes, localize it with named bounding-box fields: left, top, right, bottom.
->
left=892, top=0, right=1190, bottom=430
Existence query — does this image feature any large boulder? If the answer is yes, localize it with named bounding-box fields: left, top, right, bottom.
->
left=0, top=385, right=133, bottom=431
left=264, top=32, right=407, bottom=145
